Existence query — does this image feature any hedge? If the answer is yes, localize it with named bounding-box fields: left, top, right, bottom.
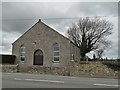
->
left=102, top=61, right=120, bottom=71
left=0, top=54, right=16, bottom=64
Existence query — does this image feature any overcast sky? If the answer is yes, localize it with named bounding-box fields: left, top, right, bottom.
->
left=1, top=1, right=119, bottom=59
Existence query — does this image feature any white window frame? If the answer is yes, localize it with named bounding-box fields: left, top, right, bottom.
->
left=20, top=45, right=25, bottom=63
left=53, top=43, right=60, bottom=63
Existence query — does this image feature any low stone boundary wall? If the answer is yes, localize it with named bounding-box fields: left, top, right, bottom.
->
left=2, top=65, right=17, bottom=73
left=70, top=61, right=119, bottom=78
left=1, top=61, right=119, bottom=79
left=18, top=66, right=70, bottom=76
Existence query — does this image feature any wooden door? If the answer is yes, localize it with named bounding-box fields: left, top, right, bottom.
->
left=34, top=49, right=43, bottom=65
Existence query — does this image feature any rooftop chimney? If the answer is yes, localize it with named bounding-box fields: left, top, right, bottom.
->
left=38, top=19, right=41, bottom=22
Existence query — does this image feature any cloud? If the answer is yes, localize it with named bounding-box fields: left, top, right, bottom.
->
left=1, top=2, right=118, bottom=59
left=1, top=31, right=21, bottom=54
left=2, top=20, right=37, bottom=33
left=2, top=2, right=118, bottom=19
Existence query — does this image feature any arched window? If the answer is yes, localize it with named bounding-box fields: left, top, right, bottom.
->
left=53, top=43, right=60, bottom=62
left=20, top=45, right=25, bottom=62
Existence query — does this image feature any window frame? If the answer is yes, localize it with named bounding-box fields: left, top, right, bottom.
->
left=53, top=43, right=60, bottom=63
left=20, top=45, right=25, bottom=63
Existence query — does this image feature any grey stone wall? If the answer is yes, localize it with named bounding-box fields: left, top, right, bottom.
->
left=2, top=65, right=17, bottom=73
left=2, top=62, right=119, bottom=79
left=12, top=20, right=71, bottom=67
left=70, top=42, right=80, bottom=61
left=69, top=61, right=119, bottom=78
left=18, top=66, right=70, bottom=76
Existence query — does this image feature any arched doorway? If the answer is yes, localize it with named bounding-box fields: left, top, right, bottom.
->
left=34, top=49, right=43, bottom=65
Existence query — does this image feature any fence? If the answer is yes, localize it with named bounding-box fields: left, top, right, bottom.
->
left=0, top=54, right=16, bottom=64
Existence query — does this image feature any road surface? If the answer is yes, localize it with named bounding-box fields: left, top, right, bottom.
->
left=2, top=72, right=119, bottom=88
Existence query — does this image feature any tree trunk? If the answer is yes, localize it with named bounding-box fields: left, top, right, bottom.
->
left=80, top=53, right=86, bottom=61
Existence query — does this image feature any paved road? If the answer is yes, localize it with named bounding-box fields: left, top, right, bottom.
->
left=2, top=73, right=119, bottom=88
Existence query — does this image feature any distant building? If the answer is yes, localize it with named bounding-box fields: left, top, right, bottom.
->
left=12, top=19, right=80, bottom=67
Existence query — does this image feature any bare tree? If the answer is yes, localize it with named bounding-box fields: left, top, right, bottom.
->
left=95, top=41, right=111, bottom=60
left=93, top=54, right=96, bottom=60
left=67, top=17, right=113, bottom=61
left=95, top=49, right=104, bottom=60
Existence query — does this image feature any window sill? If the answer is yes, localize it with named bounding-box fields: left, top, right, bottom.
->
left=53, top=61, right=60, bottom=63
left=20, top=61, right=25, bottom=63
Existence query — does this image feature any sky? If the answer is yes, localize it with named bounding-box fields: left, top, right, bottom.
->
left=1, top=1, right=119, bottom=59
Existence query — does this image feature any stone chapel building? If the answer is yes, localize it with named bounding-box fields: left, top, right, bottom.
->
left=12, top=19, right=80, bottom=67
